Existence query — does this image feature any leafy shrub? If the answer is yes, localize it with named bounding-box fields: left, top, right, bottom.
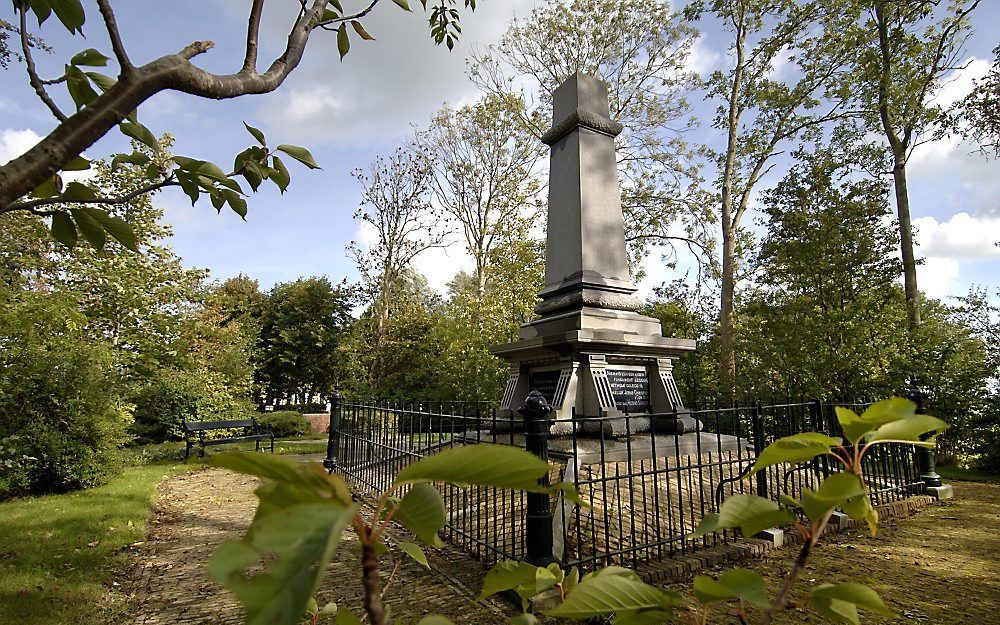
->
left=257, top=411, right=310, bottom=438
left=0, top=292, right=131, bottom=499
left=131, top=367, right=255, bottom=444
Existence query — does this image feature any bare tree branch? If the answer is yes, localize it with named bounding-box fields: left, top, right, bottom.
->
left=2, top=177, right=179, bottom=215
left=243, top=0, right=266, bottom=72
left=19, top=7, right=67, bottom=122
left=96, top=0, right=132, bottom=72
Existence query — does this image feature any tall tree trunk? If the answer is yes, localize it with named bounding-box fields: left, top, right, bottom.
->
left=891, top=152, right=921, bottom=329
left=718, top=9, right=747, bottom=400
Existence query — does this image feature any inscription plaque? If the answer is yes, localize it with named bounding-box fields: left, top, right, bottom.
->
left=529, top=370, right=561, bottom=404
left=606, top=368, right=651, bottom=412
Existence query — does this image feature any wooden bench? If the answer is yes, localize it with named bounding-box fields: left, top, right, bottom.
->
left=182, top=418, right=275, bottom=459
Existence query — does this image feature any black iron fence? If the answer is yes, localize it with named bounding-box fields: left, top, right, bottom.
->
left=325, top=396, right=926, bottom=571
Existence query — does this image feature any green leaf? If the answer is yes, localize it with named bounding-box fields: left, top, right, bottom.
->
left=62, top=181, right=96, bottom=200
left=842, top=490, right=879, bottom=537
left=209, top=453, right=352, bottom=505
left=394, top=483, right=445, bottom=547
left=174, top=170, right=201, bottom=206
left=867, top=414, right=948, bottom=446
left=223, top=189, right=248, bottom=219
left=111, top=152, right=150, bottom=171
left=51, top=0, right=85, bottom=34
left=611, top=608, right=677, bottom=625
left=693, top=569, right=769, bottom=608
left=398, top=541, right=429, bottom=568
left=800, top=473, right=867, bottom=522
left=351, top=20, right=375, bottom=40
left=70, top=208, right=106, bottom=249
left=63, top=155, right=91, bottom=171
left=51, top=212, right=77, bottom=248
left=271, top=155, right=291, bottom=192
left=337, top=24, right=350, bottom=60
left=544, top=572, right=681, bottom=620
left=808, top=583, right=894, bottom=625
left=244, top=121, right=267, bottom=146
left=65, top=65, right=99, bottom=110
left=85, top=71, right=117, bottom=91
left=751, top=432, right=841, bottom=474
left=392, top=444, right=550, bottom=492
left=692, top=494, right=795, bottom=539
left=277, top=144, right=321, bottom=169
left=120, top=121, right=159, bottom=150
left=392, top=0, right=411, bottom=10
left=70, top=48, right=109, bottom=67
left=208, top=458, right=358, bottom=625
left=837, top=398, right=918, bottom=442
left=479, top=560, right=538, bottom=600
left=84, top=209, right=138, bottom=252
left=336, top=605, right=364, bottom=625
left=506, top=614, right=538, bottom=625
left=31, top=176, right=61, bottom=199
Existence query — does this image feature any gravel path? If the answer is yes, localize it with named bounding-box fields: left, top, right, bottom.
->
left=125, top=461, right=509, bottom=625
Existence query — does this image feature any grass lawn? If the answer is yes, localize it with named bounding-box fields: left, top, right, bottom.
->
left=663, top=480, right=1000, bottom=625
left=0, top=463, right=189, bottom=625
left=937, top=465, right=1000, bottom=483
left=128, top=436, right=329, bottom=463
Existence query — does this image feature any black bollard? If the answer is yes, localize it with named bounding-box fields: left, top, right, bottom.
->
left=520, top=390, right=556, bottom=567
left=324, top=388, right=342, bottom=474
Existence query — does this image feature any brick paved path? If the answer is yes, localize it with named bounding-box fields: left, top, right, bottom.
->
left=126, top=463, right=510, bottom=624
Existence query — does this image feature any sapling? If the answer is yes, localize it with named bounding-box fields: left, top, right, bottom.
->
left=211, top=398, right=943, bottom=625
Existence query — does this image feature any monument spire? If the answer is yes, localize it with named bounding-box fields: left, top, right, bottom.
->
left=535, top=73, right=642, bottom=316
left=491, top=73, right=696, bottom=436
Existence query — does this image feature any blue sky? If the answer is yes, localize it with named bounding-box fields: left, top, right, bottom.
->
left=1, top=0, right=997, bottom=302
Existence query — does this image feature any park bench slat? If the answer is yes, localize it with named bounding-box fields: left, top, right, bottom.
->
left=182, top=417, right=274, bottom=459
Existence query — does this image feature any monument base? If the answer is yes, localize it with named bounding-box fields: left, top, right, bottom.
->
left=491, top=310, right=696, bottom=437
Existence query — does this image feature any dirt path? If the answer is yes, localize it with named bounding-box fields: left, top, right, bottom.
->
left=125, top=464, right=510, bottom=625
left=663, top=480, right=1000, bottom=624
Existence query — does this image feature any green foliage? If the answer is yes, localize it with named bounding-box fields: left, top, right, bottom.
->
left=693, top=568, right=769, bottom=608
left=257, top=411, right=311, bottom=438
left=259, top=277, right=354, bottom=404
left=0, top=291, right=130, bottom=498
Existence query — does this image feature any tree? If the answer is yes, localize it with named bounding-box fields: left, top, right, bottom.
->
left=432, top=235, right=544, bottom=401
left=738, top=131, right=908, bottom=397
left=53, top=139, right=207, bottom=381
left=840, top=0, right=981, bottom=328
left=950, top=44, right=1000, bottom=158
left=693, top=0, right=856, bottom=397
left=0, top=0, right=479, bottom=245
left=425, top=94, right=543, bottom=297
left=470, top=0, right=712, bottom=271
left=259, top=277, right=354, bottom=404
left=349, top=139, right=445, bottom=378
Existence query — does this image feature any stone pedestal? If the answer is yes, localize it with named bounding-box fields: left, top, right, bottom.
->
left=490, top=73, right=696, bottom=436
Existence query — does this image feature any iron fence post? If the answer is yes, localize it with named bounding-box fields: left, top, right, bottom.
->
left=520, top=390, right=555, bottom=567
left=324, top=388, right=342, bottom=474
left=905, top=376, right=943, bottom=489
left=751, top=401, right=768, bottom=499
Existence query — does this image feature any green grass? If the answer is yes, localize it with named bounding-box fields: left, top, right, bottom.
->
left=938, top=465, right=1000, bottom=483
left=0, top=463, right=188, bottom=625
left=127, top=437, right=329, bottom=463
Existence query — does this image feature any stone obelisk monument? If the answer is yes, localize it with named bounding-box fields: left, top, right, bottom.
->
left=492, top=73, right=696, bottom=436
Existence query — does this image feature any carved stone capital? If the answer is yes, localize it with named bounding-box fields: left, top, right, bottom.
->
left=541, top=108, right=624, bottom=146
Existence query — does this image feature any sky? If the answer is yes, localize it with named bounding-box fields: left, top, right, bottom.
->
left=0, top=0, right=998, bottom=304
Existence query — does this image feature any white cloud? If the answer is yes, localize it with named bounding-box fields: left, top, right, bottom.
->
left=914, top=212, right=1000, bottom=259
left=255, top=0, right=538, bottom=146
left=917, top=256, right=961, bottom=300
left=413, top=244, right=472, bottom=294
left=0, top=128, right=42, bottom=164
left=686, top=36, right=722, bottom=76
